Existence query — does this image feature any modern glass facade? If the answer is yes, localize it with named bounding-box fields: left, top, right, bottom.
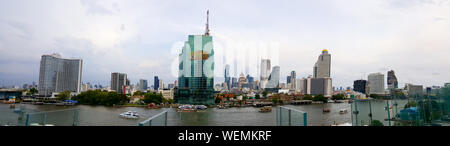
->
left=175, top=35, right=215, bottom=105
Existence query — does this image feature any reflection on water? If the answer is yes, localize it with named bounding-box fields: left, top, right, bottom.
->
left=0, top=100, right=404, bottom=126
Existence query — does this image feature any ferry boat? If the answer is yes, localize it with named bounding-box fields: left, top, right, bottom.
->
left=323, top=108, right=330, bottom=113
left=259, top=106, right=272, bottom=113
left=178, top=105, right=197, bottom=112
left=119, top=111, right=140, bottom=119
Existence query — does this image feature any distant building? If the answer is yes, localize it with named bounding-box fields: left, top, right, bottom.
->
left=368, top=73, right=385, bottom=95
left=224, top=64, right=231, bottom=90
left=154, top=76, right=159, bottom=91
left=265, top=66, right=280, bottom=89
left=295, top=78, right=307, bottom=94
left=260, top=59, right=271, bottom=89
left=38, top=53, right=82, bottom=96
left=139, top=79, right=148, bottom=91
left=387, top=70, right=398, bottom=90
left=313, top=49, right=331, bottom=78
left=289, top=71, right=296, bottom=90
left=406, top=83, right=423, bottom=97
left=111, top=72, right=127, bottom=94
left=308, top=77, right=332, bottom=97
left=353, top=80, right=368, bottom=94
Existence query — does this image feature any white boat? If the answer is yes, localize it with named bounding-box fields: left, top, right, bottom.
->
left=195, top=105, right=208, bottom=110
left=339, top=109, right=348, bottom=114
left=120, top=111, right=140, bottom=119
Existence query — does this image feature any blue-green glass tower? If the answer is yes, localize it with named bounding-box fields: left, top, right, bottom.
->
left=175, top=10, right=215, bottom=105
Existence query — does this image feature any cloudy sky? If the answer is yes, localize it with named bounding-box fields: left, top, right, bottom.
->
left=1, top=0, right=450, bottom=88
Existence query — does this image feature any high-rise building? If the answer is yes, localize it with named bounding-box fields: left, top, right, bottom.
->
left=387, top=70, right=398, bottom=90
left=313, top=49, right=331, bottom=78
left=265, top=66, right=280, bottom=89
left=139, top=79, right=148, bottom=91
left=353, top=80, right=367, bottom=94
left=296, top=78, right=307, bottom=94
left=260, top=59, right=271, bottom=89
left=290, top=71, right=296, bottom=90
left=111, top=72, right=127, bottom=94
left=154, top=76, right=159, bottom=91
left=224, top=64, right=231, bottom=90
left=308, top=77, right=332, bottom=97
left=174, top=10, right=215, bottom=105
left=368, top=73, right=385, bottom=95
left=38, top=53, right=83, bottom=96
left=287, top=76, right=291, bottom=84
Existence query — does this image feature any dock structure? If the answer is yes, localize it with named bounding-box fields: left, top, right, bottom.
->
left=291, top=100, right=313, bottom=105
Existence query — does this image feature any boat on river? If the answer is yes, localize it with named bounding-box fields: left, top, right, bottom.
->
left=339, top=109, right=348, bottom=114
left=195, top=105, right=207, bottom=110
left=119, top=111, right=140, bottom=119
left=178, top=105, right=197, bottom=112
left=259, top=106, right=272, bottom=113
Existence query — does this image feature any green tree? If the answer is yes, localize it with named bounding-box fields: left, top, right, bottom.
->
left=143, top=92, right=163, bottom=105
left=57, top=91, right=71, bottom=101
left=255, top=94, right=261, bottom=99
left=262, top=91, right=268, bottom=98
left=133, top=91, right=143, bottom=96
left=332, top=94, right=346, bottom=100
left=29, top=88, right=38, bottom=95
left=313, top=95, right=328, bottom=103
left=303, top=94, right=313, bottom=100
left=72, top=90, right=128, bottom=106
left=370, top=120, right=384, bottom=126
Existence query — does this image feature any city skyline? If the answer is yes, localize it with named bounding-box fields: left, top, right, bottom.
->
left=1, top=0, right=450, bottom=88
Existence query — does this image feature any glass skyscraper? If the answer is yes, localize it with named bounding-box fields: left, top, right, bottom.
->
left=175, top=34, right=215, bottom=105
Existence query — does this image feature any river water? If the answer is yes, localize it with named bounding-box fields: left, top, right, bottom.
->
left=0, top=100, right=401, bottom=126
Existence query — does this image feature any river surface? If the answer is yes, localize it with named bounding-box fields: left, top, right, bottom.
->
left=0, top=100, right=402, bottom=126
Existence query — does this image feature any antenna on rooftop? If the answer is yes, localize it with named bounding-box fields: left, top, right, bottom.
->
left=205, top=10, right=210, bottom=36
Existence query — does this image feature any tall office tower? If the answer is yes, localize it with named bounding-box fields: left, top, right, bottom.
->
left=290, top=71, right=296, bottom=90
left=154, top=76, right=159, bottom=91
left=287, top=76, right=291, bottom=84
left=139, top=79, right=148, bottom=91
left=231, top=77, right=238, bottom=88
left=313, top=49, right=331, bottom=78
left=296, top=78, right=308, bottom=94
left=368, top=73, right=385, bottom=95
left=353, top=80, right=368, bottom=94
left=246, top=74, right=254, bottom=89
left=38, top=53, right=83, bottom=96
left=260, top=59, right=271, bottom=89
left=224, top=64, right=231, bottom=90
left=174, top=10, right=215, bottom=105
left=265, top=66, right=280, bottom=89
left=387, top=70, right=398, bottom=90
left=111, top=72, right=127, bottom=94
